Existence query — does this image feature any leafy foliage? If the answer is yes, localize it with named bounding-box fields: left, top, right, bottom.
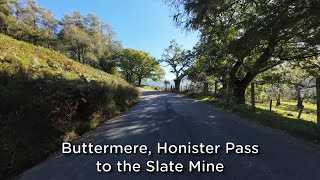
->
left=117, top=48, right=164, bottom=85
left=0, top=0, right=121, bottom=74
left=167, top=0, right=320, bottom=103
left=160, top=40, right=194, bottom=91
left=0, top=34, right=139, bottom=178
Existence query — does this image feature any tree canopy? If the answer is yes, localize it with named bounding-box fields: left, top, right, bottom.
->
left=0, top=0, right=165, bottom=85
left=117, top=48, right=164, bottom=85
left=166, top=0, right=320, bottom=103
left=160, top=40, right=194, bottom=91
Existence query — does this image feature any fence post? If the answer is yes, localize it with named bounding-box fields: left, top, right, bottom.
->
left=251, top=82, right=255, bottom=111
left=316, top=77, right=320, bottom=124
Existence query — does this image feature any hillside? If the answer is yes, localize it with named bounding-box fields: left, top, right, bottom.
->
left=0, top=34, right=139, bottom=178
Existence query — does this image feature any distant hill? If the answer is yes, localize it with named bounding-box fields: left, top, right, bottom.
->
left=0, top=34, right=138, bottom=178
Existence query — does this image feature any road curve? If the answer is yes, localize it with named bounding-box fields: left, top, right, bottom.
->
left=17, top=90, right=320, bottom=180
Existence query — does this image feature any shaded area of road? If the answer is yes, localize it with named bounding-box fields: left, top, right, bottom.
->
left=17, top=90, right=320, bottom=180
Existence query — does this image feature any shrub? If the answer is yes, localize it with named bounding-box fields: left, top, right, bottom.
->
left=0, top=34, right=139, bottom=178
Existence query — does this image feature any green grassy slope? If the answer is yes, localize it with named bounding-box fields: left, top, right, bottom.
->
left=0, top=34, right=139, bottom=178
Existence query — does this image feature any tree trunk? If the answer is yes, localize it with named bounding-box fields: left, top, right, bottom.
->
left=296, top=87, right=303, bottom=109
left=138, top=78, right=142, bottom=87
left=126, top=74, right=132, bottom=84
left=174, top=79, right=181, bottom=91
left=316, top=77, right=320, bottom=124
left=33, top=38, right=37, bottom=46
left=231, top=73, right=255, bottom=104
left=297, top=105, right=304, bottom=120
left=214, top=81, right=218, bottom=95
left=77, top=48, right=81, bottom=63
left=232, top=83, right=247, bottom=104
left=203, top=82, right=209, bottom=95
left=269, top=99, right=272, bottom=111
left=251, top=82, right=255, bottom=111
left=276, top=94, right=281, bottom=106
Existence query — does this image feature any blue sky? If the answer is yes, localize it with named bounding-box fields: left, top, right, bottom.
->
left=37, top=0, right=199, bottom=81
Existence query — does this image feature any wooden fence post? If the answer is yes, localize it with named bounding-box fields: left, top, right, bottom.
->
left=316, top=77, right=320, bottom=124
left=251, top=82, right=255, bottom=111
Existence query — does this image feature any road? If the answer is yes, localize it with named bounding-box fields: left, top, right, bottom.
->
left=17, top=90, right=320, bottom=180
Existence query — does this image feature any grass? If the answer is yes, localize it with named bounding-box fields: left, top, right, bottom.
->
left=142, top=85, right=163, bottom=91
left=0, top=34, right=139, bottom=178
left=187, top=93, right=320, bottom=143
left=256, top=101, right=317, bottom=122
left=142, top=85, right=155, bottom=90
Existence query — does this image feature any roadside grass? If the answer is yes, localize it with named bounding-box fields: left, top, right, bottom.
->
left=187, top=93, right=320, bottom=143
left=142, top=85, right=163, bottom=91
left=142, top=85, right=155, bottom=90
left=0, top=34, right=139, bottom=178
left=256, top=101, right=317, bottom=122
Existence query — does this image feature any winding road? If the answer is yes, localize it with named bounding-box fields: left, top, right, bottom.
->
left=17, top=90, right=320, bottom=180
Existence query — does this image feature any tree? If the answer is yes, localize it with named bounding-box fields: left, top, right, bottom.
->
left=0, top=0, right=19, bottom=36
left=259, top=66, right=288, bottom=106
left=296, top=55, right=320, bottom=123
left=58, top=11, right=118, bottom=67
left=160, top=40, right=194, bottom=91
left=188, top=58, right=212, bottom=95
left=99, top=48, right=118, bottom=74
left=317, top=77, right=320, bottom=124
left=59, top=11, right=91, bottom=63
left=117, top=48, right=164, bottom=85
left=18, top=0, right=43, bottom=45
left=167, top=0, right=320, bottom=104
left=286, top=68, right=316, bottom=109
left=39, top=8, right=58, bottom=48
left=135, top=55, right=164, bottom=86
left=164, top=80, right=170, bottom=91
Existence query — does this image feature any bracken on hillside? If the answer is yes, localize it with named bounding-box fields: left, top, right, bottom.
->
left=0, top=34, right=139, bottom=178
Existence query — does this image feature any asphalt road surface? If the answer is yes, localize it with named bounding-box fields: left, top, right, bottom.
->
left=17, top=90, right=320, bottom=180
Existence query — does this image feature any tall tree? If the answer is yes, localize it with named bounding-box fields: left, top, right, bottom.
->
left=167, top=0, right=320, bottom=104
left=39, top=8, right=58, bottom=48
left=59, top=11, right=91, bottom=63
left=117, top=48, right=164, bottom=85
left=0, top=0, right=19, bottom=35
left=18, top=0, right=43, bottom=45
left=59, top=11, right=118, bottom=67
left=160, top=40, right=194, bottom=91
left=135, top=55, right=164, bottom=86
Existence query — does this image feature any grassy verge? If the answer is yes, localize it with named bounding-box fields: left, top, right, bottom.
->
left=142, top=85, right=162, bottom=91
left=0, top=34, right=139, bottom=178
left=256, top=101, right=317, bottom=122
left=186, top=93, right=320, bottom=143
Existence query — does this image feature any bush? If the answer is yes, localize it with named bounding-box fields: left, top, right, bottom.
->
left=0, top=34, right=139, bottom=178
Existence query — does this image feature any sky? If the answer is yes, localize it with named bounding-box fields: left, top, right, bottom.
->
left=36, top=0, right=199, bottom=81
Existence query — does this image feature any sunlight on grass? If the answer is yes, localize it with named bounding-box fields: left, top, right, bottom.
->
left=256, top=101, right=317, bottom=122
left=201, top=97, right=211, bottom=101
left=64, top=130, right=78, bottom=141
left=192, top=94, right=320, bottom=143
